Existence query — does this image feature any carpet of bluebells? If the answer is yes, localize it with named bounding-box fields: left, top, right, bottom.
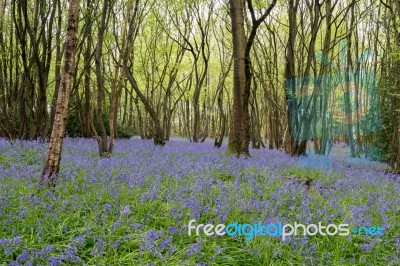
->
left=0, top=137, right=399, bottom=265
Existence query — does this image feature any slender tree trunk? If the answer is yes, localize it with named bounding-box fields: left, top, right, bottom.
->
left=39, top=0, right=80, bottom=190
left=122, top=0, right=164, bottom=145
left=284, top=0, right=298, bottom=154
left=318, top=0, right=333, bottom=155
left=345, top=3, right=356, bottom=157
left=49, top=0, right=63, bottom=139
left=94, top=0, right=109, bottom=156
left=82, top=0, right=93, bottom=138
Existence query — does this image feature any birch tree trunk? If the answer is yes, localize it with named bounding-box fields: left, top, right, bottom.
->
left=39, top=0, right=80, bottom=190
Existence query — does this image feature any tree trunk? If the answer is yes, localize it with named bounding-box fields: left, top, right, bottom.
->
left=284, top=0, right=298, bottom=154
left=227, top=0, right=246, bottom=155
left=94, top=0, right=110, bottom=157
left=227, top=0, right=276, bottom=156
left=39, top=0, right=80, bottom=190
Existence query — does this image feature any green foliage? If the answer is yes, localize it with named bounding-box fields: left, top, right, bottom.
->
left=283, top=167, right=326, bottom=188
left=213, top=171, right=235, bottom=181
left=66, top=101, right=137, bottom=139
left=116, top=125, right=137, bottom=139
left=65, top=101, right=84, bottom=137
left=368, top=55, right=400, bottom=166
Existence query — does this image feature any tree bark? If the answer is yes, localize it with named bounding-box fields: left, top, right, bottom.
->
left=39, top=0, right=80, bottom=190
left=227, top=0, right=246, bottom=155
left=227, top=0, right=276, bottom=156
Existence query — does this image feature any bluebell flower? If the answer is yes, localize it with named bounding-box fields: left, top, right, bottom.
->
left=112, top=240, right=122, bottom=250
left=186, top=240, right=202, bottom=256
left=0, top=238, right=8, bottom=246
left=120, top=206, right=131, bottom=216
left=12, top=236, right=21, bottom=246
left=103, top=203, right=112, bottom=212
left=159, top=236, right=172, bottom=250
left=74, top=235, right=85, bottom=245
left=168, top=226, right=178, bottom=235
left=45, top=244, right=55, bottom=253
left=19, top=210, right=27, bottom=218
left=5, top=247, right=12, bottom=256
left=214, top=246, right=222, bottom=254
left=361, top=241, right=374, bottom=252
left=16, top=249, right=29, bottom=262
left=47, top=256, right=62, bottom=266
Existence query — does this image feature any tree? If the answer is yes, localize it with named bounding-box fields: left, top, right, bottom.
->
left=122, top=0, right=165, bottom=145
left=377, top=0, right=400, bottom=170
left=227, top=0, right=277, bottom=156
left=0, top=0, right=396, bottom=168
left=92, top=0, right=115, bottom=157
left=227, top=0, right=246, bottom=155
left=39, top=0, right=81, bottom=190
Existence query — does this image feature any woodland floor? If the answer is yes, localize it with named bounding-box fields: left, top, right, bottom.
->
left=0, top=138, right=399, bottom=265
